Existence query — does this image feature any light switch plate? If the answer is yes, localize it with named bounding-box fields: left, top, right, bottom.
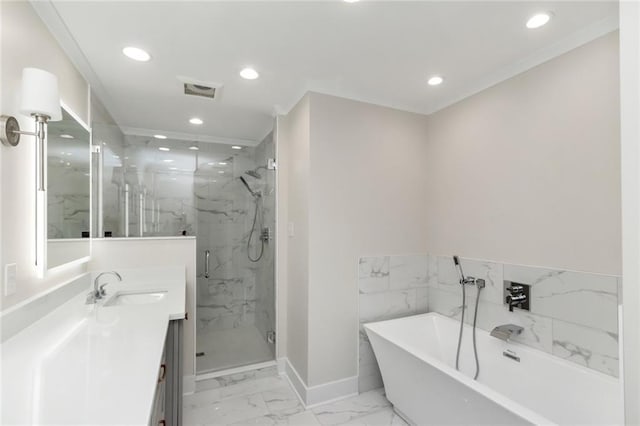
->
left=4, top=263, right=17, bottom=296
left=288, top=222, right=295, bottom=237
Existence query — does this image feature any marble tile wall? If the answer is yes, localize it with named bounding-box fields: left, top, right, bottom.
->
left=358, top=254, right=429, bottom=392
left=428, top=256, right=620, bottom=377
left=361, top=254, right=620, bottom=384
left=195, top=147, right=259, bottom=334
left=195, top=137, right=276, bottom=360
left=428, top=256, right=619, bottom=377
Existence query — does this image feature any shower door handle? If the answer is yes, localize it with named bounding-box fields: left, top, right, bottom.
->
left=204, top=250, right=211, bottom=278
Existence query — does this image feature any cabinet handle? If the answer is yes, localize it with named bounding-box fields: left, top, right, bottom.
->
left=158, top=364, right=167, bottom=383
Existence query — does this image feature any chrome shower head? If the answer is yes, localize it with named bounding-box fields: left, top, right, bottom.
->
left=239, top=176, right=260, bottom=198
left=245, top=170, right=262, bottom=179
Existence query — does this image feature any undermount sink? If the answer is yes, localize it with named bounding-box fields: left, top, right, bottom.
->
left=104, top=290, right=167, bottom=306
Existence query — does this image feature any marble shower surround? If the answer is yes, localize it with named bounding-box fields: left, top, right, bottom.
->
left=358, top=254, right=621, bottom=393
left=195, top=146, right=259, bottom=333
left=195, top=135, right=276, bottom=372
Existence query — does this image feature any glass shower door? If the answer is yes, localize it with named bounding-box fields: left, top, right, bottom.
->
left=195, top=131, right=276, bottom=374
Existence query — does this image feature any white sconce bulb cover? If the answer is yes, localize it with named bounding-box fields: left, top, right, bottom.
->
left=19, top=68, right=62, bottom=121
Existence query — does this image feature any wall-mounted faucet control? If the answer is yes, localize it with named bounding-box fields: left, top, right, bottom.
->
left=504, top=281, right=530, bottom=312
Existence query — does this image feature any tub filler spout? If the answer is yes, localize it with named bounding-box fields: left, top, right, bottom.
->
left=490, top=324, right=523, bottom=341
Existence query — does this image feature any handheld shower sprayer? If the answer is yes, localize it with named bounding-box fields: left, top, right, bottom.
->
left=239, top=175, right=265, bottom=262
left=452, top=254, right=484, bottom=381
left=453, top=255, right=465, bottom=283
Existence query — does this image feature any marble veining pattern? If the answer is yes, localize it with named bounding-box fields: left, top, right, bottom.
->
left=358, top=257, right=390, bottom=294
left=552, top=319, right=619, bottom=376
left=358, top=254, right=429, bottom=392
left=184, top=374, right=404, bottom=426
left=191, top=134, right=276, bottom=374
left=504, top=264, right=618, bottom=334
left=361, top=254, right=620, bottom=378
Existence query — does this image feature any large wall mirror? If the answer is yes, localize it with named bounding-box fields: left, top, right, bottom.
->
left=45, top=104, right=91, bottom=270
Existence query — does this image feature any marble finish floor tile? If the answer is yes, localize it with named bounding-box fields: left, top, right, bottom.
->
left=311, top=389, right=391, bottom=425
left=184, top=393, right=270, bottom=425
left=340, top=408, right=408, bottom=426
left=196, top=325, right=274, bottom=374
left=184, top=372, right=396, bottom=426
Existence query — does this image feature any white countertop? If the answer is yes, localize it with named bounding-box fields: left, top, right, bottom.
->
left=1, top=267, right=186, bottom=425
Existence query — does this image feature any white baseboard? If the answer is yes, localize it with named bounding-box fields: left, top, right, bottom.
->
left=282, top=358, right=358, bottom=408
left=183, top=374, right=196, bottom=396
left=277, top=357, right=287, bottom=375
left=284, top=358, right=308, bottom=405
left=305, top=376, right=358, bottom=408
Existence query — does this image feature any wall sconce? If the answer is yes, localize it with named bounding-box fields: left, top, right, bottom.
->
left=0, top=68, right=62, bottom=190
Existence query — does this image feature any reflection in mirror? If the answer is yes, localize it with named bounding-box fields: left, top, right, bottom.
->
left=47, top=106, right=91, bottom=269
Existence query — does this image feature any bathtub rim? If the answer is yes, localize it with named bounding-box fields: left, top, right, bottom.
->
left=364, top=312, right=621, bottom=426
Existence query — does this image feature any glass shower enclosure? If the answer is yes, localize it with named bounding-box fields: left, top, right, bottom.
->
left=94, top=123, right=276, bottom=375
left=194, top=133, right=276, bottom=373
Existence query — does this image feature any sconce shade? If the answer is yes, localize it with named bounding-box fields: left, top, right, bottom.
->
left=19, top=68, right=62, bottom=121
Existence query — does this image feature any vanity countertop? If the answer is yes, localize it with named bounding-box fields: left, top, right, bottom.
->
left=1, top=267, right=186, bottom=425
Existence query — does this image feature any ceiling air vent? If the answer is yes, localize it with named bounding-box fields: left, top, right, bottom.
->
left=184, top=83, right=216, bottom=99
left=178, top=76, right=223, bottom=100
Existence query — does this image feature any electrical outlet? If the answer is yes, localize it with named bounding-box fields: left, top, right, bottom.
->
left=4, top=263, right=17, bottom=296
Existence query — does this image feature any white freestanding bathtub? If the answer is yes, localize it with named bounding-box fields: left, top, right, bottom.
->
left=364, top=313, right=623, bottom=425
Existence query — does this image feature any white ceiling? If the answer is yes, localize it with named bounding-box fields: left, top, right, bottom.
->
left=40, top=1, right=618, bottom=145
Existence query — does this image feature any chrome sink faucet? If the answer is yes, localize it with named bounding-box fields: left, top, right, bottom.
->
left=86, top=271, right=122, bottom=304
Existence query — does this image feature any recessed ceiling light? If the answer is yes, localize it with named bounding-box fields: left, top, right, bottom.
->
left=218, top=171, right=225, bottom=174
left=218, top=162, right=228, bottom=165
left=240, top=68, right=259, bottom=80
left=428, top=76, right=444, bottom=86
left=170, top=178, right=177, bottom=181
left=526, top=13, right=551, bottom=29
left=163, top=159, right=174, bottom=163
left=231, top=145, right=242, bottom=150
left=207, top=162, right=215, bottom=166
left=158, top=147, right=170, bottom=152
left=122, top=46, right=151, bottom=62
left=189, top=117, right=203, bottom=125
left=189, top=146, right=199, bottom=150
left=344, top=0, right=360, bottom=3
left=154, top=134, right=167, bottom=140
left=60, top=134, right=74, bottom=139
left=66, top=152, right=73, bottom=156
left=169, top=167, right=177, bottom=170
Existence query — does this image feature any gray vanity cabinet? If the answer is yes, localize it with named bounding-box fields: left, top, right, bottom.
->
left=150, top=320, right=183, bottom=426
